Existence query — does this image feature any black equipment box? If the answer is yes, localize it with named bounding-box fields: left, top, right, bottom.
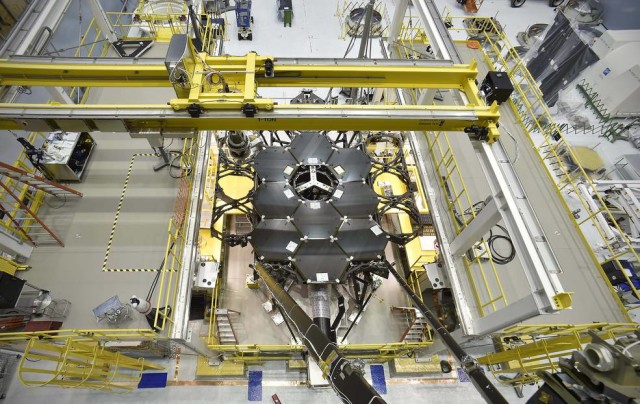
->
left=480, top=71, right=514, bottom=105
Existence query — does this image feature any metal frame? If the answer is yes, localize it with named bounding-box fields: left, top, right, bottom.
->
left=0, top=54, right=501, bottom=142
left=384, top=0, right=570, bottom=335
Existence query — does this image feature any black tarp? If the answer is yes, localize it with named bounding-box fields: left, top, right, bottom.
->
left=526, top=12, right=599, bottom=107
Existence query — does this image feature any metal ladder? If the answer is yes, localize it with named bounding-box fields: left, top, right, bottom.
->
left=0, top=161, right=82, bottom=246
left=392, top=306, right=429, bottom=343
left=214, top=308, right=240, bottom=344
left=0, top=0, right=46, bottom=57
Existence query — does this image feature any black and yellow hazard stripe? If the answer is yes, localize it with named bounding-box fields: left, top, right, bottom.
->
left=102, top=153, right=162, bottom=273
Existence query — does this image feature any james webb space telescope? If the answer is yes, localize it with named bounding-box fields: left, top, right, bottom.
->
left=210, top=129, right=424, bottom=338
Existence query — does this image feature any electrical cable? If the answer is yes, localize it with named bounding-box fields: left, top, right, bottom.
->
left=168, top=151, right=186, bottom=179
left=500, top=122, right=520, bottom=164
left=622, top=340, right=640, bottom=357
left=487, top=224, right=516, bottom=265
left=461, top=201, right=516, bottom=265
left=40, top=39, right=109, bottom=56
left=44, top=194, right=67, bottom=210
left=146, top=240, right=176, bottom=302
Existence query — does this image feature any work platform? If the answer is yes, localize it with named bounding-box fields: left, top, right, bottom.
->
left=451, top=42, right=628, bottom=325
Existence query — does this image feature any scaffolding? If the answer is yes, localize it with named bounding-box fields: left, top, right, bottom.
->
left=18, top=338, right=163, bottom=392
left=478, top=322, right=640, bottom=385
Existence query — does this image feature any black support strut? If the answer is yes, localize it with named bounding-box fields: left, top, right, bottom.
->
left=387, top=266, right=508, bottom=404
left=253, top=263, right=385, bottom=404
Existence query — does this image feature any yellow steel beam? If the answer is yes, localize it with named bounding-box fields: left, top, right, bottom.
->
left=0, top=56, right=478, bottom=89
left=0, top=60, right=169, bottom=87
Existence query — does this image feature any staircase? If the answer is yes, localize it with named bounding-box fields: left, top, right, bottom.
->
left=0, top=161, right=82, bottom=246
left=215, top=308, right=240, bottom=344
left=392, top=306, right=429, bottom=343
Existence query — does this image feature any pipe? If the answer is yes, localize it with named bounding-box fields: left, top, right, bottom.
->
left=349, top=0, right=376, bottom=102
left=309, top=284, right=332, bottom=338
left=330, top=294, right=346, bottom=341
left=253, top=263, right=385, bottom=404
left=387, top=266, right=508, bottom=404
left=187, top=2, right=203, bottom=52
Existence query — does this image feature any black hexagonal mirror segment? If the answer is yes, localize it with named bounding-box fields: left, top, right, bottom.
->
left=250, top=219, right=300, bottom=261
left=292, top=201, right=342, bottom=239
left=289, top=132, right=333, bottom=165
left=293, top=239, right=349, bottom=282
left=326, top=148, right=372, bottom=183
left=253, top=182, right=299, bottom=219
left=336, top=218, right=388, bottom=261
left=331, top=182, right=379, bottom=218
left=254, top=147, right=297, bottom=182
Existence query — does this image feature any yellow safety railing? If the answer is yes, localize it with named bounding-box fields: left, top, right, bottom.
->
left=445, top=15, right=639, bottom=316
left=204, top=341, right=434, bottom=362
left=67, top=17, right=111, bottom=104
left=207, top=262, right=223, bottom=345
left=478, top=322, right=640, bottom=385
left=0, top=132, right=47, bottom=242
left=0, top=329, right=159, bottom=344
left=424, top=129, right=509, bottom=317
left=153, top=138, right=200, bottom=334
left=18, top=337, right=163, bottom=392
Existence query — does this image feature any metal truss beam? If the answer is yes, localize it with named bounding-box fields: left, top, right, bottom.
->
left=0, top=103, right=500, bottom=141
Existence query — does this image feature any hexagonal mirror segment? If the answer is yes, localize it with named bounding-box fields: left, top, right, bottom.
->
left=331, top=182, right=379, bottom=218
left=326, top=148, right=372, bottom=183
left=254, top=182, right=299, bottom=219
left=292, top=201, right=342, bottom=239
left=250, top=219, right=300, bottom=261
left=289, top=132, right=333, bottom=165
left=336, top=218, right=388, bottom=261
left=254, top=147, right=297, bottom=182
left=293, top=239, right=349, bottom=283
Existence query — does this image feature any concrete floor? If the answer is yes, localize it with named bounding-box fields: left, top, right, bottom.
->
left=455, top=44, right=628, bottom=325
left=24, top=133, right=178, bottom=329
left=4, top=364, right=530, bottom=404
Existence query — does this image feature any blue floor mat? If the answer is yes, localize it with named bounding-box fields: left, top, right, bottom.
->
left=138, top=372, right=167, bottom=389
left=248, top=370, right=263, bottom=401
left=370, top=364, right=387, bottom=394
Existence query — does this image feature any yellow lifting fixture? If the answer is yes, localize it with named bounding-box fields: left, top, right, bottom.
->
left=0, top=36, right=501, bottom=142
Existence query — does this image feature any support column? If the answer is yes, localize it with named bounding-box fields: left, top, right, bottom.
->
left=387, top=0, right=409, bottom=58
left=350, top=0, right=376, bottom=103
left=309, top=284, right=331, bottom=339
left=449, top=196, right=502, bottom=256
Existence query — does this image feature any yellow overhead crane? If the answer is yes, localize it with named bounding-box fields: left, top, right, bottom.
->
left=0, top=37, right=501, bottom=142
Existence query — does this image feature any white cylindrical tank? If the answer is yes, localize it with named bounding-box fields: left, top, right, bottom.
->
left=130, top=295, right=152, bottom=314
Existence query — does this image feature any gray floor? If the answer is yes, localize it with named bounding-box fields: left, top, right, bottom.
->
left=4, top=364, right=531, bottom=404
left=24, top=133, right=179, bottom=329
left=17, top=40, right=181, bottom=329
left=455, top=44, right=627, bottom=325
